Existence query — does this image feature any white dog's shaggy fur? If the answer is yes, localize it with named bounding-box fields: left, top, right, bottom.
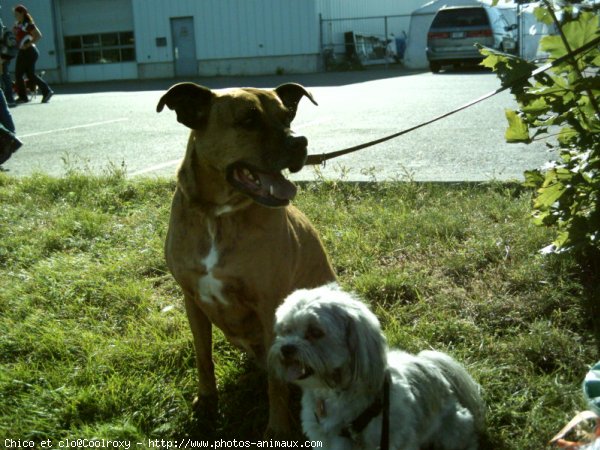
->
left=268, top=283, right=486, bottom=450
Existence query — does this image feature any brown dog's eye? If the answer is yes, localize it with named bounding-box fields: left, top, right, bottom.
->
left=236, top=108, right=261, bottom=129
left=305, top=325, right=325, bottom=341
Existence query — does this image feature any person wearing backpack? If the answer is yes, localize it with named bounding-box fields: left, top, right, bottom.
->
left=0, top=14, right=22, bottom=168
left=13, top=4, right=53, bottom=104
left=0, top=13, right=17, bottom=107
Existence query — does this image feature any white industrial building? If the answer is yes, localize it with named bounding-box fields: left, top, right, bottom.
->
left=1, top=0, right=539, bottom=84
left=0, top=0, right=426, bottom=83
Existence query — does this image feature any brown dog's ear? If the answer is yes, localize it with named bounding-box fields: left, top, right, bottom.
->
left=275, top=83, right=318, bottom=121
left=157, top=82, right=215, bottom=129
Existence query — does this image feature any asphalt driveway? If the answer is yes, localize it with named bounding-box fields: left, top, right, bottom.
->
left=2, top=66, right=555, bottom=182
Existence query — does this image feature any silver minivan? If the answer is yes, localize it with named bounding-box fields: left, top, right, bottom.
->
left=426, top=5, right=517, bottom=73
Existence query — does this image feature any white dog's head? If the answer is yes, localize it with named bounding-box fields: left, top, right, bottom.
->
left=269, top=283, right=388, bottom=393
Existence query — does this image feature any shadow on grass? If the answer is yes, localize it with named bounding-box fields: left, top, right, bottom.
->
left=175, top=360, right=303, bottom=443
left=579, top=253, right=600, bottom=350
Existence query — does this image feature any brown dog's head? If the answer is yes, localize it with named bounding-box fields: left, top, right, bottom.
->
left=157, top=82, right=317, bottom=208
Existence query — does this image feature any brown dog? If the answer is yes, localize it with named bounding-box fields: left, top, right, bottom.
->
left=157, top=82, right=336, bottom=437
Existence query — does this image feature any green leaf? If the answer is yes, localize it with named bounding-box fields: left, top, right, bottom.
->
left=524, top=169, right=545, bottom=188
left=540, top=35, right=566, bottom=59
left=540, top=12, right=599, bottom=62
left=562, top=12, right=599, bottom=51
left=535, top=181, right=567, bottom=210
left=557, top=126, right=577, bottom=146
left=479, top=46, right=538, bottom=95
left=521, top=97, right=550, bottom=115
left=533, top=7, right=554, bottom=26
left=505, top=110, right=530, bottom=143
left=552, top=230, right=571, bottom=251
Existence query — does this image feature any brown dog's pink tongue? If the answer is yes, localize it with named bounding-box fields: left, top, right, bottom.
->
left=258, top=172, right=297, bottom=200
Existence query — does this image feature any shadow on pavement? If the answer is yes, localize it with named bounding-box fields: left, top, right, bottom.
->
left=53, top=65, right=428, bottom=94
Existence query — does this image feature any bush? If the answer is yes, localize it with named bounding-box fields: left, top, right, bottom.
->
left=485, top=1, right=600, bottom=261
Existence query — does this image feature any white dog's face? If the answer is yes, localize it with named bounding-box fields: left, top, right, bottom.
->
left=269, top=284, right=387, bottom=392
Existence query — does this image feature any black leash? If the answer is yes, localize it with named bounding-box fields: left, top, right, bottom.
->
left=304, top=35, right=600, bottom=167
left=338, top=369, right=391, bottom=449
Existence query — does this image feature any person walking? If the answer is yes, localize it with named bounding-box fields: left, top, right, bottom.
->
left=13, top=4, right=53, bottom=104
left=0, top=86, right=22, bottom=166
left=0, top=11, right=17, bottom=107
left=0, top=14, right=21, bottom=167
left=2, top=50, right=17, bottom=107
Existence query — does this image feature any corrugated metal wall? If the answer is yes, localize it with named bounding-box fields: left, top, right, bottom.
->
left=60, top=0, right=134, bottom=35
left=133, top=0, right=319, bottom=64
left=316, top=0, right=424, bottom=19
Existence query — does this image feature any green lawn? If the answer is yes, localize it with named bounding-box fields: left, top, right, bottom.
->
left=0, top=169, right=597, bottom=449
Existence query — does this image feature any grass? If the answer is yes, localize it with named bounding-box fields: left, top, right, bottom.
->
left=0, top=168, right=598, bottom=449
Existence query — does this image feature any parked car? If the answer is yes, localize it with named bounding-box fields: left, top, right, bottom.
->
left=426, top=5, right=517, bottom=73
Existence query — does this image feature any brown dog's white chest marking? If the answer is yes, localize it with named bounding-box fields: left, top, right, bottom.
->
left=198, top=219, right=227, bottom=306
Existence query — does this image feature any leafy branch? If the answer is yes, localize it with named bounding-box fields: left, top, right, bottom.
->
left=485, top=1, right=600, bottom=258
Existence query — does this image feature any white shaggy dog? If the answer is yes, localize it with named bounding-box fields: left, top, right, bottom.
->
left=268, top=283, right=486, bottom=450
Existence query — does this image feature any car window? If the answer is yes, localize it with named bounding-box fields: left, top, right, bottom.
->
left=431, top=8, right=490, bottom=28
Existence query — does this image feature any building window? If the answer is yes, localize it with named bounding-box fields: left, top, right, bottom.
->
left=64, top=31, right=135, bottom=65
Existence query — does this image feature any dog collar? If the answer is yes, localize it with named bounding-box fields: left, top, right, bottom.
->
left=339, top=370, right=391, bottom=450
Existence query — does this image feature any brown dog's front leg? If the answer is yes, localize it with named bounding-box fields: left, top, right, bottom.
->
left=184, top=295, right=218, bottom=423
left=263, top=323, right=297, bottom=439
left=265, top=372, right=295, bottom=439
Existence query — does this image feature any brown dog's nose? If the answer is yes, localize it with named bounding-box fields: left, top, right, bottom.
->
left=287, top=135, right=308, bottom=149
left=286, top=136, right=308, bottom=173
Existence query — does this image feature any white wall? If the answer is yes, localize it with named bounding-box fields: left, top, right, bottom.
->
left=133, top=0, right=319, bottom=65
left=66, top=62, right=137, bottom=83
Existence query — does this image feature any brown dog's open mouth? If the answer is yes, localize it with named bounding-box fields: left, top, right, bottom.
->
left=226, top=162, right=298, bottom=207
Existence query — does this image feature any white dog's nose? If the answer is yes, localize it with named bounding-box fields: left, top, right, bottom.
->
left=281, top=344, right=297, bottom=359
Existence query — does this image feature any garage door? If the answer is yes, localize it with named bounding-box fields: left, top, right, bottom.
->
left=59, top=0, right=137, bottom=82
left=60, top=0, right=134, bottom=35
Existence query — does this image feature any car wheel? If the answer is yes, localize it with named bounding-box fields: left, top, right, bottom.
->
left=430, top=62, right=441, bottom=73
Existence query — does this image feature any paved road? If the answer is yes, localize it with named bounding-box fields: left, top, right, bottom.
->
left=2, top=67, right=555, bottom=182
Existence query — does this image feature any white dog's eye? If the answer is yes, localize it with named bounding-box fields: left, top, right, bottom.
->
left=305, top=325, right=325, bottom=341
left=277, top=324, right=292, bottom=336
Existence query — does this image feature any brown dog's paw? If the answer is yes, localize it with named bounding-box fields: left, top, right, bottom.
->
left=190, top=394, right=219, bottom=436
left=263, top=426, right=293, bottom=442
left=263, top=417, right=304, bottom=443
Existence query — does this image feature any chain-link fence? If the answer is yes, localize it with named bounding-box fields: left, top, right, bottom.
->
left=319, top=14, right=411, bottom=71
